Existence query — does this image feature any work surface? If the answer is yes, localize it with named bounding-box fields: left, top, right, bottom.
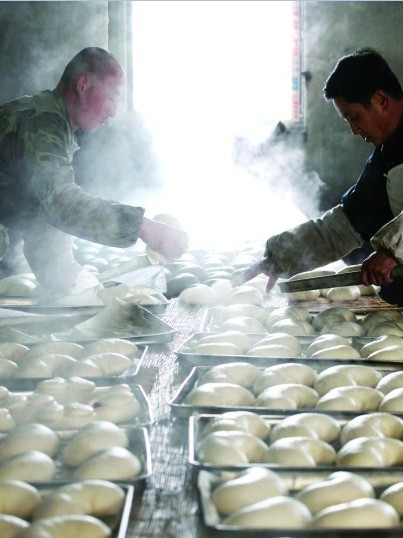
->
left=126, top=299, right=208, bottom=538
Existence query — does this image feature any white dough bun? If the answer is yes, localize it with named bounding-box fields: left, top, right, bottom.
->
left=0, top=480, right=40, bottom=518
left=312, top=498, right=399, bottom=528
left=212, top=467, right=288, bottom=515
left=0, top=423, right=60, bottom=462
left=185, top=382, right=255, bottom=407
left=222, top=496, right=312, bottom=528
left=21, top=514, right=111, bottom=538
left=296, top=470, right=375, bottom=514
left=0, top=450, right=56, bottom=482
left=72, top=447, right=142, bottom=480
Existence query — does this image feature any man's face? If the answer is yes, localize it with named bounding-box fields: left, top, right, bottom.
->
left=75, top=68, right=126, bottom=132
left=333, top=94, right=389, bottom=147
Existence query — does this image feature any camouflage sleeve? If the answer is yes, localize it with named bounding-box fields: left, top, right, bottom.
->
left=264, top=205, right=363, bottom=276
left=24, top=113, right=145, bottom=247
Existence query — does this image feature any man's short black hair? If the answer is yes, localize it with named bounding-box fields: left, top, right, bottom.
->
left=323, top=48, right=403, bottom=106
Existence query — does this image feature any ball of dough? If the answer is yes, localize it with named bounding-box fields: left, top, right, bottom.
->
left=296, top=471, right=375, bottom=514
left=91, top=391, right=141, bottom=424
left=269, top=319, right=314, bottom=336
left=213, top=304, right=267, bottom=323
left=57, top=480, right=125, bottom=517
left=192, top=342, right=243, bottom=356
left=0, top=514, right=29, bottom=538
left=326, top=285, right=361, bottom=302
left=253, top=363, right=317, bottom=395
left=220, top=316, right=266, bottom=333
left=367, top=321, right=403, bottom=338
left=361, top=311, right=403, bottom=332
left=379, top=387, right=403, bottom=412
left=340, top=413, right=403, bottom=445
left=22, top=515, right=111, bottom=538
left=312, top=498, right=399, bottom=528
left=85, top=352, right=132, bottom=376
left=32, top=492, right=86, bottom=520
left=179, top=284, right=218, bottom=305
left=312, top=307, right=356, bottom=330
left=0, top=480, right=40, bottom=518
left=193, top=331, right=251, bottom=354
left=380, top=482, right=403, bottom=516
left=360, top=335, right=403, bottom=358
left=270, top=413, right=340, bottom=443
left=320, top=321, right=365, bottom=337
left=199, top=363, right=261, bottom=388
left=0, top=358, right=18, bottom=378
left=310, top=345, right=361, bottom=361
left=264, top=436, right=336, bottom=466
left=336, top=437, right=403, bottom=467
left=219, top=411, right=271, bottom=439
left=197, top=431, right=270, bottom=464
left=314, top=365, right=382, bottom=396
left=62, top=421, right=129, bottom=466
left=72, top=447, right=142, bottom=480
left=0, top=451, right=56, bottom=482
left=13, top=358, right=53, bottom=379
left=255, top=383, right=319, bottom=409
left=81, top=338, right=139, bottom=358
left=286, top=289, right=321, bottom=301
left=251, top=332, right=301, bottom=355
left=0, top=408, right=15, bottom=431
left=212, top=467, right=288, bottom=515
left=0, top=342, right=29, bottom=362
left=222, top=496, right=312, bottom=528
left=185, top=382, right=255, bottom=407
left=305, top=334, right=351, bottom=356
left=246, top=343, right=297, bottom=358
left=0, top=423, right=60, bottom=463
left=315, top=386, right=383, bottom=412
left=366, top=345, right=403, bottom=362
left=225, top=285, right=264, bottom=306
left=24, top=342, right=84, bottom=360
left=377, top=371, right=403, bottom=395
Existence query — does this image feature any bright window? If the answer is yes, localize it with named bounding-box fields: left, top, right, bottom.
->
left=131, top=1, right=305, bottom=247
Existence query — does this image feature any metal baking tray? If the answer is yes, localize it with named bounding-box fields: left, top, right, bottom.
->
left=201, top=305, right=403, bottom=333
left=169, top=365, right=402, bottom=418
left=0, top=343, right=148, bottom=388
left=0, top=304, right=176, bottom=344
left=189, top=413, right=403, bottom=472
left=0, top=425, right=152, bottom=485
left=177, top=332, right=403, bottom=368
left=198, top=468, right=403, bottom=537
left=32, top=482, right=135, bottom=538
left=0, top=382, right=154, bottom=429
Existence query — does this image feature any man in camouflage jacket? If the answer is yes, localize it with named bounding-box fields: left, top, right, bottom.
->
left=0, top=47, right=188, bottom=297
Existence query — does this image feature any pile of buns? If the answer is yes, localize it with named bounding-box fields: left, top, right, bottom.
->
left=196, top=410, right=403, bottom=468
left=0, top=338, right=141, bottom=379
left=0, top=421, right=142, bottom=483
left=0, top=378, right=142, bottom=430
left=185, top=361, right=403, bottom=413
left=0, top=478, right=125, bottom=537
left=207, top=468, right=402, bottom=529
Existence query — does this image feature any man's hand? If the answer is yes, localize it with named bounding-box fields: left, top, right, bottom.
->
left=361, top=248, right=399, bottom=286
left=232, top=258, right=279, bottom=293
left=139, top=217, right=189, bottom=261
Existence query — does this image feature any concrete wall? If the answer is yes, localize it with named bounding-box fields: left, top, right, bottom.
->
left=303, top=1, right=403, bottom=209
left=0, top=1, right=108, bottom=102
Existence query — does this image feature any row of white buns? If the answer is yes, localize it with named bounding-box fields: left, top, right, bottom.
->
left=0, top=377, right=142, bottom=430
left=0, top=478, right=124, bottom=538
left=0, top=338, right=140, bottom=379
left=186, top=329, right=403, bottom=362
left=206, top=468, right=403, bottom=529
left=205, top=303, right=403, bottom=338
left=0, top=421, right=142, bottom=483
left=185, top=362, right=403, bottom=412
left=196, top=411, right=403, bottom=467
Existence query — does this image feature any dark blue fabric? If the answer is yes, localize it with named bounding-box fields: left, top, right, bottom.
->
left=342, top=122, right=403, bottom=305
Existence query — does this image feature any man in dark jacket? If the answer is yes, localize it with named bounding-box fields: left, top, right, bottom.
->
left=236, top=48, right=403, bottom=305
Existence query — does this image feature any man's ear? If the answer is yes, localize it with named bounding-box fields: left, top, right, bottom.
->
left=371, top=89, right=389, bottom=111
left=76, top=74, right=91, bottom=95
